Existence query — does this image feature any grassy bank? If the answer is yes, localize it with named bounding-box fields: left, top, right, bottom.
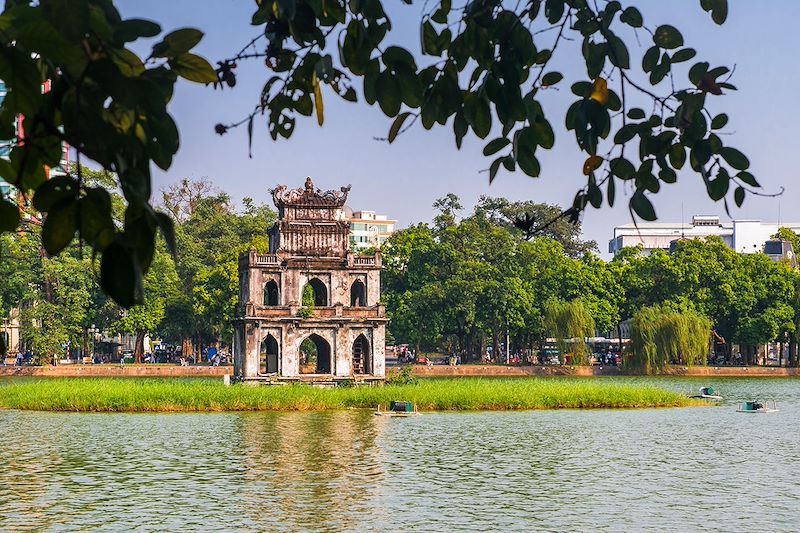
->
left=0, top=378, right=699, bottom=412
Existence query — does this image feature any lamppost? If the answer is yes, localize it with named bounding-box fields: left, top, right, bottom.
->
left=88, top=325, right=98, bottom=362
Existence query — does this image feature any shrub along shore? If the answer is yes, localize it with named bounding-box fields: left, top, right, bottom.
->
left=0, top=378, right=699, bottom=412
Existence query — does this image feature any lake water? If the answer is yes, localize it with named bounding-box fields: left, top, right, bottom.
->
left=1, top=377, right=799, bottom=532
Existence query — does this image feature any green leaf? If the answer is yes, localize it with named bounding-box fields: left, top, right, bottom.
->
left=42, top=200, right=77, bottom=255
left=152, top=28, right=204, bottom=58
left=627, top=108, right=645, bottom=120
left=464, top=93, right=491, bottom=139
left=421, top=20, right=440, bottom=56
left=0, top=48, right=42, bottom=115
left=631, top=191, right=657, bottom=221
left=115, top=19, right=162, bottom=42
left=383, top=46, right=417, bottom=71
left=155, top=211, right=177, bottom=257
left=388, top=111, right=413, bottom=143
left=720, top=147, right=749, bottom=170
left=544, top=0, right=565, bottom=24
left=169, top=53, right=216, bottom=83
left=32, top=176, right=80, bottom=212
left=669, top=144, right=686, bottom=169
left=737, top=171, right=760, bottom=188
left=610, top=157, right=635, bottom=179
left=453, top=112, right=467, bottom=149
left=711, top=113, right=728, bottom=130
left=110, top=48, right=145, bottom=77
left=587, top=182, right=602, bottom=208
left=671, top=48, right=696, bottom=63
left=613, top=124, right=637, bottom=144
left=619, top=6, right=643, bottom=27
left=483, top=137, right=510, bottom=156
left=541, top=71, right=563, bottom=86
left=607, top=34, right=630, bottom=69
left=533, top=119, right=555, bottom=149
left=689, top=62, right=709, bottom=86
left=653, top=25, right=683, bottom=49
left=101, top=241, right=143, bottom=308
left=376, top=71, right=401, bottom=116
left=659, top=167, right=677, bottom=183
left=489, top=157, right=502, bottom=183
left=516, top=148, right=540, bottom=177
left=0, top=199, right=19, bottom=232
left=571, top=81, right=592, bottom=97
left=705, top=0, right=728, bottom=25
left=607, top=176, right=616, bottom=207
left=734, top=185, right=745, bottom=207
left=642, top=46, right=659, bottom=73
left=706, top=168, right=730, bottom=201
left=0, top=159, right=16, bottom=185
left=276, top=0, right=297, bottom=19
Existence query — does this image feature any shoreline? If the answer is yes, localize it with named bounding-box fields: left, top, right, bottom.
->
left=0, top=364, right=797, bottom=379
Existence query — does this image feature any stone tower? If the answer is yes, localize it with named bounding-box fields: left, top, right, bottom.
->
left=233, top=178, right=387, bottom=382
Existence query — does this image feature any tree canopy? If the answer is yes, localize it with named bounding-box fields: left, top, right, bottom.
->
left=0, top=0, right=762, bottom=306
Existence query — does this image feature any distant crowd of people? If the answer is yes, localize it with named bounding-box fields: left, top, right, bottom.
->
left=5, top=346, right=229, bottom=366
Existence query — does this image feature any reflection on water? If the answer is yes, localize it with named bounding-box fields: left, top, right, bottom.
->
left=1, top=378, right=800, bottom=532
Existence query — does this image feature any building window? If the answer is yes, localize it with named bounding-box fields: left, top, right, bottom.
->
left=350, top=280, right=366, bottom=307
left=263, top=280, right=279, bottom=306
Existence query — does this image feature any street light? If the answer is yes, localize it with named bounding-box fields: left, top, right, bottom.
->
left=88, top=325, right=99, bottom=363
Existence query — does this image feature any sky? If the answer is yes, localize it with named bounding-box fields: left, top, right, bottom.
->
left=116, top=1, right=800, bottom=257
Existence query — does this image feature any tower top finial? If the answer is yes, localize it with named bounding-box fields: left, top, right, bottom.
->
left=305, top=176, right=314, bottom=193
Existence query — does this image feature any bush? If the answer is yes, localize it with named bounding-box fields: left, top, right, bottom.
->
left=386, top=366, right=418, bottom=385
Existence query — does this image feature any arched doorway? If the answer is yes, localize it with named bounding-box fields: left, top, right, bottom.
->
left=264, top=280, right=279, bottom=306
left=259, top=334, right=279, bottom=374
left=352, top=334, right=371, bottom=375
left=350, top=280, right=366, bottom=307
left=299, top=333, right=332, bottom=374
left=306, top=278, right=328, bottom=306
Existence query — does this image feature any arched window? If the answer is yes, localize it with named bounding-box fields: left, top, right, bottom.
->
left=259, top=334, right=279, bottom=374
left=306, top=278, right=328, bottom=306
left=264, top=280, right=279, bottom=306
left=299, top=334, right=332, bottom=374
left=350, top=280, right=366, bottom=307
left=352, top=334, right=371, bottom=375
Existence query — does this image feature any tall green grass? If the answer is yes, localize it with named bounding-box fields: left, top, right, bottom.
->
left=0, top=378, right=698, bottom=412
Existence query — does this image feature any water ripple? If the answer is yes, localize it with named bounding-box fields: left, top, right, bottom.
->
left=0, top=378, right=799, bottom=531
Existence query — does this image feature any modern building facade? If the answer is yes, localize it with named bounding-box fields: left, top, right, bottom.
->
left=609, top=216, right=800, bottom=257
left=346, top=209, right=396, bottom=249
left=234, top=178, right=387, bottom=382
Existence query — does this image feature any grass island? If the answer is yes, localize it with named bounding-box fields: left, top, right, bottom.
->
left=0, top=377, right=700, bottom=412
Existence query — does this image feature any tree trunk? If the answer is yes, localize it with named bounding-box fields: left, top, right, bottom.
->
left=134, top=330, right=145, bottom=364
left=182, top=338, right=193, bottom=358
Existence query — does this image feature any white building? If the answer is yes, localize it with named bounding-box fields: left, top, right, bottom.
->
left=345, top=208, right=396, bottom=249
left=609, top=215, right=800, bottom=256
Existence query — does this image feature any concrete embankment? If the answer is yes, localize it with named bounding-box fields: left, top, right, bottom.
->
left=410, top=365, right=800, bottom=378
left=0, top=365, right=231, bottom=377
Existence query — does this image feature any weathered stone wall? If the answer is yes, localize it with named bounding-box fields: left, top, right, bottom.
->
left=0, top=365, right=232, bottom=377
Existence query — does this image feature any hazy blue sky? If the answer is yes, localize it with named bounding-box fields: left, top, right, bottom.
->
left=117, top=1, right=799, bottom=256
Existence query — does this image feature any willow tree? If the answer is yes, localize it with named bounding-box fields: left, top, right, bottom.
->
left=629, top=305, right=711, bottom=374
left=544, top=298, right=594, bottom=365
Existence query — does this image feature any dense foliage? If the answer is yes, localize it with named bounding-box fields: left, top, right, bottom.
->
left=383, top=196, right=800, bottom=366
left=0, top=171, right=275, bottom=360
left=0, top=0, right=758, bottom=307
